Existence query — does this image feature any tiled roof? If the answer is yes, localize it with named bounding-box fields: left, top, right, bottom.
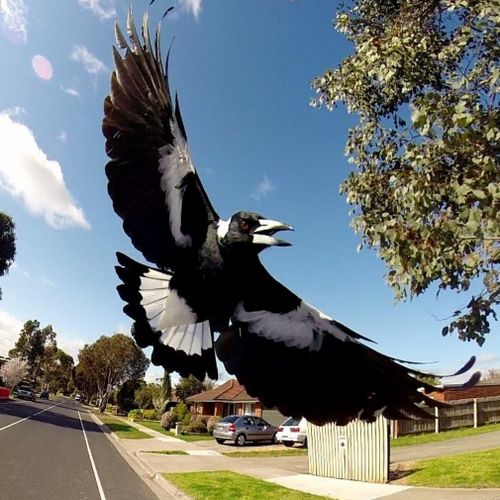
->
left=186, top=379, right=258, bottom=403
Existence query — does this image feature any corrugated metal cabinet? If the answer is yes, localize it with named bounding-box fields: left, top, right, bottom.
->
left=308, top=416, right=389, bottom=483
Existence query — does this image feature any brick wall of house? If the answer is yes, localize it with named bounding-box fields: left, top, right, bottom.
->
left=427, top=384, right=500, bottom=402
left=214, top=402, right=224, bottom=417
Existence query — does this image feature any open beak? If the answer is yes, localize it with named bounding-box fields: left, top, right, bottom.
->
left=252, top=219, right=293, bottom=247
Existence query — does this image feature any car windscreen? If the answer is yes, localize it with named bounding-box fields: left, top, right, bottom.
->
left=220, top=416, right=238, bottom=423
left=282, top=417, right=300, bottom=426
left=18, top=386, right=32, bottom=391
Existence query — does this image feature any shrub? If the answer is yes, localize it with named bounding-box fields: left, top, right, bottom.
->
left=106, top=404, right=117, bottom=414
left=128, top=409, right=143, bottom=421
left=191, top=414, right=208, bottom=426
left=173, top=402, right=191, bottom=425
left=184, top=420, right=208, bottom=434
left=161, top=411, right=176, bottom=429
left=142, top=409, right=159, bottom=420
left=207, top=416, right=221, bottom=434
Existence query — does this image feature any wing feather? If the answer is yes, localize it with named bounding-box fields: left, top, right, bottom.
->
left=104, top=8, right=218, bottom=270
left=219, top=264, right=478, bottom=425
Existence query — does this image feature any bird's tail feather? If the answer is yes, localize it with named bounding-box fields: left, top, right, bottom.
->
left=115, top=251, right=218, bottom=380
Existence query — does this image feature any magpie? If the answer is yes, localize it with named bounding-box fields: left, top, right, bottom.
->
left=103, top=10, right=479, bottom=426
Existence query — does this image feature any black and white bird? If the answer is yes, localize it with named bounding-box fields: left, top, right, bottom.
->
left=103, top=10, right=479, bottom=426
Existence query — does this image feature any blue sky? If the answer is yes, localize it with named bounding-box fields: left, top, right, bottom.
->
left=0, top=0, right=497, bottom=384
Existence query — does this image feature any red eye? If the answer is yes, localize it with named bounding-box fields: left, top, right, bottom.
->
left=240, top=221, right=250, bottom=233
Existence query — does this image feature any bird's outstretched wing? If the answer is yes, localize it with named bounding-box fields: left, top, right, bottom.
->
left=216, top=262, right=480, bottom=426
left=103, top=10, right=218, bottom=270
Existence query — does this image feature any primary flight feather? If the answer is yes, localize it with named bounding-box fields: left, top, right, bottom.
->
left=103, top=10, right=479, bottom=426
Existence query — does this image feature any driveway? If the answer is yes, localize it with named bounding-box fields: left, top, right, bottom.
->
left=391, top=430, right=500, bottom=463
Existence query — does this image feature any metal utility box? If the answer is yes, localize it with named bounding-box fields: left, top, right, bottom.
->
left=308, top=416, right=389, bottom=483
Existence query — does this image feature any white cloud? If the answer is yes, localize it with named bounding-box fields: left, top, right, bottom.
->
left=0, top=111, right=91, bottom=229
left=477, top=354, right=500, bottom=365
left=57, top=336, right=85, bottom=361
left=0, top=307, right=85, bottom=361
left=10, top=262, right=30, bottom=278
left=144, top=364, right=164, bottom=384
left=77, top=0, right=116, bottom=21
left=70, top=45, right=107, bottom=84
left=57, top=131, right=67, bottom=143
left=61, top=86, right=80, bottom=98
left=178, top=0, right=202, bottom=20
left=41, top=275, right=56, bottom=288
left=251, top=174, right=274, bottom=201
left=2, top=105, right=25, bottom=117
left=0, top=308, right=22, bottom=357
left=0, top=0, right=27, bottom=43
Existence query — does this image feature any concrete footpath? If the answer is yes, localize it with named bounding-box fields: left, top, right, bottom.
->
left=90, top=412, right=500, bottom=500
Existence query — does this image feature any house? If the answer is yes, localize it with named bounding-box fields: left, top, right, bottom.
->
left=186, top=379, right=286, bottom=425
left=427, top=382, right=500, bottom=402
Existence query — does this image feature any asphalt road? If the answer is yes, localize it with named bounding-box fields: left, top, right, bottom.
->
left=0, top=397, right=159, bottom=500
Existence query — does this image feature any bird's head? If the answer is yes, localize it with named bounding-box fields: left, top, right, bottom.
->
left=218, top=211, right=293, bottom=251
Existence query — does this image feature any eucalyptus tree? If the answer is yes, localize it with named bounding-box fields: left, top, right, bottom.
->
left=313, top=0, right=499, bottom=344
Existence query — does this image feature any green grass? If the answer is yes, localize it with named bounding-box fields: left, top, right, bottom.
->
left=164, top=471, right=331, bottom=499
left=143, top=450, right=188, bottom=455
left=222, top=449, right=308, bottom=458
left=403, top=448, right=500, bottom=488
left=391, top=422, right=500, bottom=447
left=100, top=417, right=153, bottom=439
left=138, top=421, right=214, bottom=441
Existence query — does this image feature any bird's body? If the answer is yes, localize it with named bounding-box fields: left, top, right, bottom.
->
left=103, top=9, right=479, bottom=426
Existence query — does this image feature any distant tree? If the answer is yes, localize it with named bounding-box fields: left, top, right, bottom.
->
left=116, top=379, right=143, bottom=414
left=175, top=375, right=206, bottom=402
left=415, top=373, right=441, bottom=387
left=0, top=357, right=28, bottom=389
left=313, top=0, right=499, bottom=345
left=73, top=363, right=98, bottom=403
left=42, top=348, right=74, bottom=394
left=77, top=334, right=150, bottom=412
left=134, top=383, right=164, bottom=411
left=161, top=370, right=172, bottom=411
left=9, top=320, right=56, bottom=386
left=481, top=368, right=500, bottom=384
left=0, top=211, right=16, bottom=300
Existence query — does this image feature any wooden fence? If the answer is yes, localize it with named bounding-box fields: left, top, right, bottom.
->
left=309, top=416, right=389, bottom=483
left=392, top=396, right=500, bottom=437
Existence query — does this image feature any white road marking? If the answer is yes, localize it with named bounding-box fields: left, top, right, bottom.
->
left=78, top=411, right=107, bottom=500
left=0, top=401, right=64, bottom=432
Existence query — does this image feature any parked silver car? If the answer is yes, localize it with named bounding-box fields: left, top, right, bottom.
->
left=213, top=415, right=278, bottom=446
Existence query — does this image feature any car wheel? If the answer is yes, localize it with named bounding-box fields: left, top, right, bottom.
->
left=302, top=438, right=308, bottom=449
left=283, top=441, right=293, bottom=447
left=235, top=433, right=246, bottom=446
left=271, top=433, right=277, bottom=444
left=215, top=438, right=225, bottom=444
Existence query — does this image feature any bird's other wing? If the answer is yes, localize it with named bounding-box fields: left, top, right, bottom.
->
left=103, top=9, right=218, bottom=270
left=216, top=263, right=480, bottom=426
left=116, top=252, right=218, bottom=380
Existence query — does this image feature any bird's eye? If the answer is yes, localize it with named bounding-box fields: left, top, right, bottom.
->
left=240, top=221, right=250, bottom=233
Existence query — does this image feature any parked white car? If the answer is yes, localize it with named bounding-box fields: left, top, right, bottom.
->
left=276, top=417, right=307, bottom=447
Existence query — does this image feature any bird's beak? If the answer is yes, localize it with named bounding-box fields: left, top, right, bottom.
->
left=252, top=219, right=293, bottom=247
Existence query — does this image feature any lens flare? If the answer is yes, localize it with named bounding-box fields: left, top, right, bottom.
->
left=31, top=55, right=53, bottom=80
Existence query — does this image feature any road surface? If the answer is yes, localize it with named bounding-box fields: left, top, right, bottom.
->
left=0, top=397, right=160, bottom=500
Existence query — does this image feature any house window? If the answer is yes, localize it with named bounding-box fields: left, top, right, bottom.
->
left=243, top=403, right=253, bottom=415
